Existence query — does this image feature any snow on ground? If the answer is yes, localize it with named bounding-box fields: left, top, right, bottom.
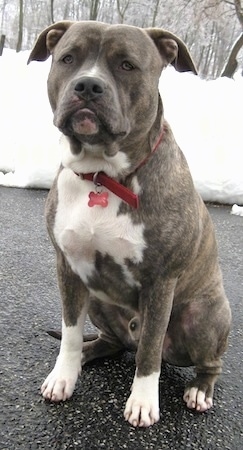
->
left=0, top=49, right=242, bottom=210
left=160, top=68, right=243, bottom=206
left=0, top=50, right=60, bottom=189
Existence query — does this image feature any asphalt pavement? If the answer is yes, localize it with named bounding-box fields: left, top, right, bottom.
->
left=0, top=186, right=242, bottom=450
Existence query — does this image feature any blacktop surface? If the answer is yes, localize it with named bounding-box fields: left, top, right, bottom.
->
left=0, top=186, right=242, bottom=450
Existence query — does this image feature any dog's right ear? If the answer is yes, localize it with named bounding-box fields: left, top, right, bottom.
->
left=27, top=20, right=74, bottom=64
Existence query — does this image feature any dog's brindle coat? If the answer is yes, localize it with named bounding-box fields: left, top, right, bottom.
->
left=28, top=21, right=231, bottom=427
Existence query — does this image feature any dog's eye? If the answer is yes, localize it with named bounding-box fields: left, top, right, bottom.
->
left=62, top=55, right=73, bottom=64
left=120, top=61, right=135, bottom=71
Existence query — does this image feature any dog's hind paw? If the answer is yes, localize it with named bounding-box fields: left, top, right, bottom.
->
left=183, top=387, right=213, bottom=412
left=124, top=372, right=160, bottom=427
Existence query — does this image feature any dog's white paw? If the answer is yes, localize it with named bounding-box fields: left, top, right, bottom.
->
left=183, top=387, right=213, bottom=412
left=41, top=354, right=81, bottom=402
left=124, top=372, right=160, bottom=427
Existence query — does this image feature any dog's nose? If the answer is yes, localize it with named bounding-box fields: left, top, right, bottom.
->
left=74, top=76, right=105, bottom=100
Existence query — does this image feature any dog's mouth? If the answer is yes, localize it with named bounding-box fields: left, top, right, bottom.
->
left=67, top=108, right=100, bottom=136
left=59, top=107, right=100, bottom=138
left=54, top=100, right=129, bottom=145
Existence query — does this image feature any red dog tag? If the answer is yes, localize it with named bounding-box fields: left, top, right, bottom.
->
left=88, top=191, right=109, bottom=207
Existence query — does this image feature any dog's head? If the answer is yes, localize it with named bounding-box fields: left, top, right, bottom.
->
left=28, top=21, right=196, bottom=158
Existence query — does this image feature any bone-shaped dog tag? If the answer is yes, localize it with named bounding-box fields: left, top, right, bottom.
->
left=88, top=191, right=109, bottom=207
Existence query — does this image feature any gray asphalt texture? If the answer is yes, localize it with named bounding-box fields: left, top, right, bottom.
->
left=0, top=186, right=242, bottom=450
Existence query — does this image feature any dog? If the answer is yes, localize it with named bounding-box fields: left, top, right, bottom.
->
left=28, top=20, right=231, bottom=428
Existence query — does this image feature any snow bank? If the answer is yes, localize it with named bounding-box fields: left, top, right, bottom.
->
left=0, top=49, right=242, bottom=205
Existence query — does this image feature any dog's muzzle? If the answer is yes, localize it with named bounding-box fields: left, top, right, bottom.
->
left=69, top=76, right=106, bottom=135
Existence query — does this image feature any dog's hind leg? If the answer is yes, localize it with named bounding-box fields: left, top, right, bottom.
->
left=181, top=292, right=231, bottom=412
left=183, top=366, right=221, bottom=412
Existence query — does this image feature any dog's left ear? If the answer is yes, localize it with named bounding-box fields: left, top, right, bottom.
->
left=145, top=28, right=197, bottom=74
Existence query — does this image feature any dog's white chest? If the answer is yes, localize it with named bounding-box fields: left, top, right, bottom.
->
left=54, top=169, right=146, bottom=290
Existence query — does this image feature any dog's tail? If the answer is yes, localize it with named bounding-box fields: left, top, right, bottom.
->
left=46, top=330, right=98, bottom=341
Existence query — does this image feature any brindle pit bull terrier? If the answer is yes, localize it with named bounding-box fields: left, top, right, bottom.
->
left=28, top=21, right=231, bottom=428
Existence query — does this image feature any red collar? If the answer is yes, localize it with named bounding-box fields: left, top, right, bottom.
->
left=75, top=128, right=164, bottom=209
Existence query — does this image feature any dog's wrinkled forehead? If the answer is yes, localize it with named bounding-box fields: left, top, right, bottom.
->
left=49, top=22, right=161, bottom=66
left=28, top=21, right=197, bottom=75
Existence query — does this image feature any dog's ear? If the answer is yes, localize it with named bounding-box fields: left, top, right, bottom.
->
left=27, top=20, right=74, bottom=64
left=145, top=28, right=197, bottom=74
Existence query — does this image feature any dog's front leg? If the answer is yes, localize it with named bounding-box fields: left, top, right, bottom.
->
left=41, top=251, right=89, bottom=402
left=124, top=278, right=176, bottom=427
